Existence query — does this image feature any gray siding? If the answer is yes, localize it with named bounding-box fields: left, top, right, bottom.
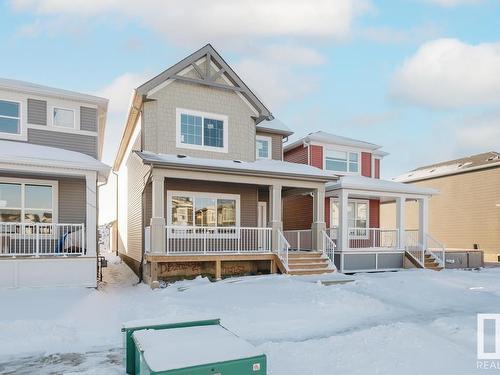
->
left=256, top=131, right=283, bottom=161
left=80, top=106, right=98, bottom=132
left=59, top=178, right=86, bottom=224
left=28, top=128, right=97, bottom=158
left=27, top=99, right=47, bottom=126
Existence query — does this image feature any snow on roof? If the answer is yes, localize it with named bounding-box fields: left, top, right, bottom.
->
left=394, top=151, right=500, bottom=183
left=0, top=77, right=108, bottom=107
left=0, top=140, right=110, bottom=180
left=327, top=175, right=438, bottom=196
left=137, top=151, right=337, bottom=181
left=133, top=325, right=263, bottom=372
left=256, top=118, right=293, bottom=136
left=284, top=131, right=385, bottom=153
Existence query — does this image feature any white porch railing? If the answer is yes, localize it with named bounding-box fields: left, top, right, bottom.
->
left=277, top=230, right=290, bottom=270
left=426, top=234, right=446, bottom=269
left=283, top=229, right=312, bottom=251
left=348, top=228, right=399, bottom=250
left=322, top=230, right=336, bottom=264
left=0, top=223, right=85, bottom=257
left=161, top=226, right=272, bottom=255
left=404, top=230, right=446, bottom=269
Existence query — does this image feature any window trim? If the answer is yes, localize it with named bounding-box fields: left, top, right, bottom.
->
left=176, top=108, right=229, bottom=153
left=256, top=135, right=272, bottom=160
left=0, top=177, right=58, bottom=224
left=52, top=106, right=76, bottom=129
left=330, top=198, right=369, bottom=239
left=0, top=98, right=22, bottom=136
left=167, top=190, right=240, bottom=231
left=323, top=148, right=361, bottom=175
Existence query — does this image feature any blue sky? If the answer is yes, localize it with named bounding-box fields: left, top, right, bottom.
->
left=1, top=0, right=499, bottom=179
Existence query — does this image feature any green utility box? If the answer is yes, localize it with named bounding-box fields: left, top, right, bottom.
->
left=122, top=318, right=267, bottom=375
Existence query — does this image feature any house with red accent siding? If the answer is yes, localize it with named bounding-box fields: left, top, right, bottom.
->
left=283, top=131, right=441, bottom=273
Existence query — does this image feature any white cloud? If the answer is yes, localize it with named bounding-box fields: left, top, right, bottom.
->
left=10, top=0, right=371, bottom=43
left=96, top=72, right=150, bottom=165
left=391, top=38, right=500, bottom=109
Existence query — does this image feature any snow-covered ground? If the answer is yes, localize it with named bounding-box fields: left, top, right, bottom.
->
left=1, top=255, right=499, bottom=374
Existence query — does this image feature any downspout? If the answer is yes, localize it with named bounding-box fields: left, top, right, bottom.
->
left=304, top=140, right=311, bottom=165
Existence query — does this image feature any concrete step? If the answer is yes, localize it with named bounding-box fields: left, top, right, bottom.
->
left=288, top=257, right=328, bottom=264
left=288, top=268, right=335, bottom=276
left=288, top=262, right=329, bottom=270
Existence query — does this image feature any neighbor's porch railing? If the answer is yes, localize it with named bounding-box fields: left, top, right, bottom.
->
left=159, top=226, right=272, bottom=255
left=348, top=228, right=399, bottom=250
left=404, top=230, right=446, bottom=268
left=277, top=230, right=290, bottom=270
left=322, top=230, right=336, bottom=264
left=283, top=229, right=312, bottom=251
left=0, top=223, right=85, bottom=257
left=427, top=234, right=446, bottom=268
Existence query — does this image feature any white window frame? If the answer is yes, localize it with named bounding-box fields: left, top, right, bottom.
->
left=324, top=148, right=361, bottom=175
left=330, top=198, right=369, bottom=239
left=176, top=108, right=228, bottom=153
left=52, top=106, right=76, bottom=129
left=256, top=135, right=272, bottom=160
left=0, top=177, right=58, bottom=224
left=167, top=190, right=240, bottom=237
left=0, top=98, right=22, bottom=137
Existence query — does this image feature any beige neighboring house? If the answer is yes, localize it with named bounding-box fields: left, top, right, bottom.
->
left=382, top=152, right=500, bottom=262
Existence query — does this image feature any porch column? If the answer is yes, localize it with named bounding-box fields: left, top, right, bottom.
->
left=311, top=186, right=326, bottom=251
left=396, top=196, right=406, bottom=249
left=418, top=197, right=429, bottom=250
left=85, top=172, right=97, bottom=257
left=338, top=190, right=349, bottom=251
left=150, top=174, right=166, bottom=253
left=269, top=184, right=282, bottom=251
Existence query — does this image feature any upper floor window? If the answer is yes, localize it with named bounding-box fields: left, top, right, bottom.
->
left=256, top=135, right=271, bottom=159
left=325, top=150, right=359, bottom=173
left=53, top=107, right=75, bottom=128
left=0, top=100, right=20, bottom=134
left=176, top=109, right=228, bottom=152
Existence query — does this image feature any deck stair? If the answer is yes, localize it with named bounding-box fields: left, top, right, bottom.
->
left=424, top=253, right=443, bottom=271
left=286, top=251, right=335, bottom=275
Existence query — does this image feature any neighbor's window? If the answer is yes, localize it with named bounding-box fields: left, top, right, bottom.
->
left=53, top=107, right=75, bottom=128
left=178, top=110, right=226, bottom=150
left=331, top=200, right=368, bottom=237
left=256, top=136, right=271, bottom=159
left=0, top=100, right=20, bottom=134
left=170, top=192, right=238, bottom=227
left=0, top=182, right=53, bottom=223
left=325, top=150, right=359, bottom=173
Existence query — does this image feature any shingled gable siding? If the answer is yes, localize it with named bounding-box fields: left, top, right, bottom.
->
left=163, top=179, right=258, bottom=227
left=256, top=131, right=283, bottom=161
left=374, top=159, right=380, bottom=179
left=80, top=106, right=98, bottom=132
left=27, top=128, right=98, bottom=158
left=284, top=145, right=308, bottom=164
left=27, top=98, right=47, bottom=125
left=361, top=152, right=372, bottom=177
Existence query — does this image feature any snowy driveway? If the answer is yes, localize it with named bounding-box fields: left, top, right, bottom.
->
left=1, top=259, right=499, bottom=374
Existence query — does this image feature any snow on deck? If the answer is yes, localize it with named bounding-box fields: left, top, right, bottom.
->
left=0, top=255, right=499, bottom=374
left=134, top=325, right=262, bottom=372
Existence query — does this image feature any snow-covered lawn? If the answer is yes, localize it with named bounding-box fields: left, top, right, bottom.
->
left=1, top=256, right=499, bottom=374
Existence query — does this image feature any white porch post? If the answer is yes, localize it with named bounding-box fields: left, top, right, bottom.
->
left=150, top=174, right=166, bottom=253
left=85, top=172, right=97, bottom=257
left=338, top=190, right=349, bottom=251
left=418, top=197, right=429, bottom=250
left=396, top=196, right=406, bottom=249
left=311, top=186, right=326, bottom=251
left=269, top=184, right=282, bottom=251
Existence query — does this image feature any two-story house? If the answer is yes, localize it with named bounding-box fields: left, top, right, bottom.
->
left=0, top=78, right=109, bottom=288
left=283, top=131, right=442, bottom=273
left=113, top=45, right=338, bottom=285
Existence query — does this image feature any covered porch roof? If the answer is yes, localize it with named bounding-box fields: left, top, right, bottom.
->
left=326, top=175, right=438, bottom=197
left=0, top=140, right=110, bottom=182
left=136, top=151, right=338, bottom=183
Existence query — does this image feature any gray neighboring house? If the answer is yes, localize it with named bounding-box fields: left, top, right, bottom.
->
left=0, top=78, right=110, bottom=288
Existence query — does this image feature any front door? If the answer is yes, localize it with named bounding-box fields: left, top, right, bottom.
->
left=257, top=202, right=267, bottom=249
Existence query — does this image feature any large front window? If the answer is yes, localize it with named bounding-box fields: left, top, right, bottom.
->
left=0, top=100, right=20, bottom=134
left=0, top=181, right=54, bottom=223
left=325, top=150, right=359, bottom=173
left=331, top=199, right=368, bottom=237
left=169, top=191, right=239, bottom=228
left=177, top=109, right=227, bottom=152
